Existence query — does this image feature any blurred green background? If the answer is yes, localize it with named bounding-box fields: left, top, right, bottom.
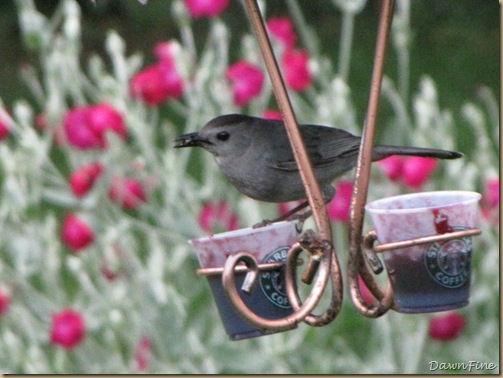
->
left=0, top=0, right=499, bottom=115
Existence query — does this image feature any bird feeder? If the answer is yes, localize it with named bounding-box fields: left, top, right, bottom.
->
left=193, top=0, right=482, bottom=339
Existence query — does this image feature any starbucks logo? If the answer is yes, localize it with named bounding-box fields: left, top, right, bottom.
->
left=424, top=228, right=472, bottom=289
left=259, top=247, right=291, bottom=309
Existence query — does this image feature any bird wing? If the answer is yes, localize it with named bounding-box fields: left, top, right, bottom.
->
left=268, top=125, right=362, bottom=171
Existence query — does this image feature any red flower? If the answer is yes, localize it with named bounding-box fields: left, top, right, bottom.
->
left=130, top=62, right=183, bottom=106
left=428, top=312, right=465, bottom=341
left=0, top=117, right=9, bottom=140
left=377, top=155, right=403, bottom=182
left=108, top=177, right=147, bottom=210
left=262, top=109, right=283, bottom=120
left=184, top=0, right=229, bottom=19
left=63, top=103, right=126, bottom=149
left=378, top=156, right=437, bottom=189
left=481, top=177, right=499, bottom=226
left=61, top=214, right=94, bottom=252
left=226, top=61, right=264, bottom=107
left=266, top=17, right=297, bottom=49
left=69, top=162, right=104, bottom=197
left=358, top=275, right=375, bottom=305
left=50, top=308, right=85, bottom=349
left=0, top=290, right=10, bottom=316
left=327, top=181, right=353, bottom=223
left=134, top=336, right=152, bottom=372
left=483, top=177, right=499, bottom=208
left=281, top=49, right=311, bottom=92
left=402, top=157, right=437, bottom=189
left=198, top=201, right=238, bottom=234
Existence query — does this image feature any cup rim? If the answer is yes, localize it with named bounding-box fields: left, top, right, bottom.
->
left=189, top=220, right=299, bottom=245
left=365, top=190, right=481, bottom=214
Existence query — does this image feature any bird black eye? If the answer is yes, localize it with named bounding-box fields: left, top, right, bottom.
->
left=217, top=131, right=230, bottom=141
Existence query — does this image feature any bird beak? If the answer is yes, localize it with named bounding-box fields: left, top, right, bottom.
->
left=174, top=132, right=212, bottom=148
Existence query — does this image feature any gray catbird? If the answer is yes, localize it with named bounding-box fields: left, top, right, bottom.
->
left=175, top=114, right=462, bottom=204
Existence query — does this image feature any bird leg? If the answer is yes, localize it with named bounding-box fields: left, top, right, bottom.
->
left=252, top=201, right=309, bottom=229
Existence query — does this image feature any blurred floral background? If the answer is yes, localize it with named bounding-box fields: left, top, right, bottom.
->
left=0, top=0, right=499, bottom=374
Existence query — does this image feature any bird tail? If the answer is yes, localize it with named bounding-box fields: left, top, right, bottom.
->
left=373, top=145, right=463, bottom=160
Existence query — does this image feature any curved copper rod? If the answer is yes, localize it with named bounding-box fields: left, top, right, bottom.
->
left=242, top=0, right=332, bottom=242
left=285, top=239, right=343, bottom=327
left=348, top=0, right=395, bottom=317
left=221, top=247, right=332, bottom=331
left=238, top=0, right=341, bottom=327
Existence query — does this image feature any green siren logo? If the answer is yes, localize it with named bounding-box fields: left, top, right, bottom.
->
left=424, top=228, right=472, bottom=289
left=259, top=247, right=291, bottom=309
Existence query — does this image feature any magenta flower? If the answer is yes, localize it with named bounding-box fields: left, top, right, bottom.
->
left=184, top=0, right=229, bottom=19
left=50, top=308, right=85, bottom=349
left=402, top=157, right=437, bottom=189
left=0, top=289, right=10, bottom=316
left=134, top=336, right=152, bottom=372
left=0, top=117, right=9, bottom=140
left=483, top=177, right=499, bottom=208
left=481, top=177, right=499, bottom=226
left=198, top=201, right=239, bottom=234
left=108, top=177, right=147, bottom=210
left=262, top=109, right=283, bottom=120
left=358, top=275, right=375, bottom=305
left=69, top=162, right=104, bottom=197
left=377, top=155, right=403, bottom=182
left=428, top=312, right=465, bottom=341
left=226, top=61, right=264, bottom=107
left=61, top=214, right=94, bottom=252
left=327, top=180, right=353, bottom=223
left=378, top=156, right=437, bottom=189
left=266, top=17, right=297, bottom=49
left=130, top=62, right=183, bottom=106
left=281, top=49, right=311, bottom=92
left=63, top=103, right=126, bottom=149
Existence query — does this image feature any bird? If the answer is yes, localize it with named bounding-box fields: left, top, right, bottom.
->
left=175, top=114, right=462, bottom=219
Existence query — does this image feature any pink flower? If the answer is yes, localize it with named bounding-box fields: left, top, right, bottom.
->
left=0, top=290, right=10, bottom=316
left=281, top=49, right=311, bottom=92
left=69, top=162, right=104, bottom=197
left=327, top=181, right=353, bottom=222
left=198, top=201, right=239, bottom=234
left=483, top=177, right=499, bottom=208
left=0, top=117, right=10, bottom=140
left=262, top=109, right=283, bottom=120
left=358, top=275, right=375, bottom=305
left=226, top=61, right=264, bottom=107
left=481, top=177, right=499, bottom=226
left=50, top=308, right=85, bottom=349
left=184, top=0, right=229, bottom=19
left=377, top=155, right=403, bottom=182
left=428, top=312, right=465, bottom=341
left=134, top=336, right=152, bottom=372
left=130, top=62, right=183, bottom=106
left=266, top=17, right=297, bottom=49
left=108, top=177, right=147, bottom=210
left=63, top=103, right=126, bottom=149
left=401, top=157, right=437, bottom=189
left=378, top=156, right=438, bottom=189
left=86, top=103, right=127, bottom=140
left=61, top=214, right=94, bottom=252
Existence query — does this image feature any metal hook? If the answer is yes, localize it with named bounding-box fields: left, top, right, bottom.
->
left=348, top=0, right=396, bottom=318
